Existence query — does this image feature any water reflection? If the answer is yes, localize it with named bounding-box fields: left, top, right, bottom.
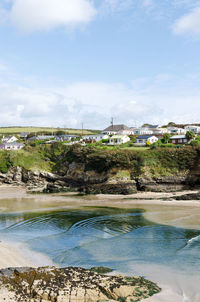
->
left=0, top=207, right=199, bottom=276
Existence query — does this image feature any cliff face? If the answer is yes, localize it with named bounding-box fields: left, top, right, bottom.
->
left=1, top=144, right=200, bottom=194
left=1, top=162, right=200, bottom=194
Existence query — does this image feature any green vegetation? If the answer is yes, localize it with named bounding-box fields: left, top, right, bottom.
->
left=0, top=126, right=97, bottom=136
left=186, top=130, right=195, bottom=141
left=90, top=267, right=113, bottom=274
left=0, top=149, right=52, bottom=173
left=0, top=143, right=199, bottom=179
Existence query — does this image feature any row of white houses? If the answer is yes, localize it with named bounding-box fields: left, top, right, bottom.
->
left=102, top=124, right=200, bottom=136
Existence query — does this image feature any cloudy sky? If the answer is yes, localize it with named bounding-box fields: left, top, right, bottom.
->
left=0, top=0, right=200, bottom=129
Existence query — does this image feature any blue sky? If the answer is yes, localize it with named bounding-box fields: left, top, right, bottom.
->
left=0, top=0, right=200, bottom=129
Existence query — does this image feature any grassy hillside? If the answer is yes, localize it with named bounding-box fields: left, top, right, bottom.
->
left=0, top=127, right=99, bottom=136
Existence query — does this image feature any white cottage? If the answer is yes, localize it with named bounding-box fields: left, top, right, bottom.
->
left=109, top=135, right=130, bottom=145
left=2, top=136, right=18, bottom=143
left=184, top=125, right=200, bottom=134
left=82, top=134, right=109, bottom=142
left=132, top=128, right=153, bottom=135
left=167, top=127, right=186, bottom=135
left=170, top=135, right=189, bottom=145
left=135, top=135, right=158, bottom=146
left=0, top=142, right=24, bottom=150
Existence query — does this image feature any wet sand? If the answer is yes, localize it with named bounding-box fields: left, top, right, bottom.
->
left=0, top=242, right=35, bottom=269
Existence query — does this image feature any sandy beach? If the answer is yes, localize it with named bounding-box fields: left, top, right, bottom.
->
left=0, top=241, right=35, bottom=269
left=0, top=185, right=200, bottom=302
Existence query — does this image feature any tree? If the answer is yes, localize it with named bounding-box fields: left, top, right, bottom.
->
left=55, top=130, right=66, bottom=136
left=167, top=122, right=176, bottom=127
left=162, top=133, right=171, bottom=144
left=186, top=131, right=195, bottom=141
left=142, top=123, right=152, bottom=128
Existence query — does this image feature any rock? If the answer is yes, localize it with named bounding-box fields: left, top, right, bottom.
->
left=175, top=192, right=200, bottom=200
left=0, top=267, right=161, bottom=302
left=2, top=161, right=200, bottom=194
left=135, top=175, right=198, bottom=192
left=12, top=167, right=23, bottom=182
left=40, top=171, right=63, bottom=181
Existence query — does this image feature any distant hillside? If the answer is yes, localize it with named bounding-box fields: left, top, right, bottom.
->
left=0, top=126, right=100, bottom=136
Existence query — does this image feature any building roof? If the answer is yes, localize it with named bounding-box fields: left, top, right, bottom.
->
left=27, top=135, right=54, bottom=141
left=147, top=125, right=160, bottom=129
left=58, top=134, right=78, bottom=138
left=20, top=132, right=29, bottom=137
left=170, top=135, right=186, bottom=139
left=110, top=135, right=129, bottom=139
left=2, top=135, right=17, bottom=139
left=83, top=134, right=106, bottom=137
left=137, top=135, right=155, bottom=139
left=103, top=124, right=130, bottom=131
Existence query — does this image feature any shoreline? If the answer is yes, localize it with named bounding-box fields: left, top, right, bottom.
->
left=0, top=185, right=200, bottom=301
left=0, top=240, right=54, bottom=270
left=0, top=242, right=182, bottom=302
left=0, top=240, right=193, bottom=302
left=0, top=241, right=36, bottom=269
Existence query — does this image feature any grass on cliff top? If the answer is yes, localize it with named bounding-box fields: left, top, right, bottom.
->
left=0, top=149, right=52, bottom=173
left=0, top=126, right=97, bottom=136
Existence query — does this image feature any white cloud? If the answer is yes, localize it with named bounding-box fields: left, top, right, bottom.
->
left=0, top=72, right=200, bottom=129
left=6, top=0, right=96, bottom=33
left=173, top=7, right=200, bottom=36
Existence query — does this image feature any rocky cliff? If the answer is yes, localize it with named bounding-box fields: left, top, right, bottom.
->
left=0, top=163, right=200, bottom=194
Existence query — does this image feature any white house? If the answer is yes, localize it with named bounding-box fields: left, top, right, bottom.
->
left=2, top=136, right=18, bottom=143
left=0, top=142, right=24, bottom=150
left=109, top=135, right=130, bottom=145
left=82, top=134, right=109, bottom=142
left=167, top=127, right=186, bottom=135
left=27, top=135, right=55, bottom=142
left=170, top=135, right=189, bottom=145
left=151, top=128, right=168, bottom=134
left=132, top=128, right=153, bottom=135
left=184, top=125, right=200, bottom=134
left=118, top=130, right=134, bottom=135
left=135, top=135, right=158, bottom=146
left=55, top=135, right=79, bottom=142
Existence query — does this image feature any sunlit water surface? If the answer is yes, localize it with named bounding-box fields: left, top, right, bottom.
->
left=0, top=205, right=200, bottom=301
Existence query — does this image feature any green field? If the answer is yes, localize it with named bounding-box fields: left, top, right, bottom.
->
left=0, top=127, right=99, bottom=136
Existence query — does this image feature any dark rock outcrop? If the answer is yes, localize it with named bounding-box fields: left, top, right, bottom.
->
left=0, top=163, right=200, bottom=194
left=135, top=175, right=200, bottom=192
left=0, top=266, right=161, bottom=302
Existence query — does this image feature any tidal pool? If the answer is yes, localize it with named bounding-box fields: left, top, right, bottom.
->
left=0, top=199, right=200, bottom=301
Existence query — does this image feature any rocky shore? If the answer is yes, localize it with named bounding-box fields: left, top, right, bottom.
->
left=0, top=266, right=160, bottom=302
left=0, top=164, right=200, bottom=195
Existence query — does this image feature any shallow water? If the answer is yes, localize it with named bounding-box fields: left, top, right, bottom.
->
left=0, top=203, right=200, bottom=301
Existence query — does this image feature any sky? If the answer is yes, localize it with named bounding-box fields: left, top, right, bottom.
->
left=0, top=0, right=200, bottom=129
